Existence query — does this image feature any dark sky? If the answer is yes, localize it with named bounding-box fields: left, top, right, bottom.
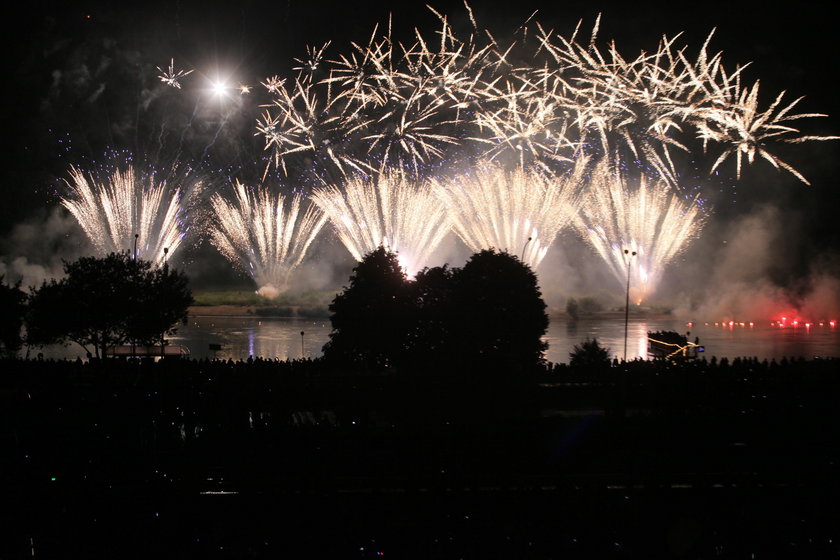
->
left=2, top=0, right=839, bottom=273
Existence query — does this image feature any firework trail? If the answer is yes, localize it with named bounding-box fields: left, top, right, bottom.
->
left=251, top=8, right=834, bottom=185
left=310, top=169, right=451, bottom=276
left=61, top=165, right=189, bottom=265
left=432, top=159, right=586, bottom=270
left=576, top=160, right=708, bottom=303
left=208, top=181, right=328, bottom=299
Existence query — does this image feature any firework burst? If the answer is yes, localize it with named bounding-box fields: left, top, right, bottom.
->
left=250, top=8, right=834, bottom=185
left=61, top=165, right=189, bottom=265
left=310, top=169, right=451, bottom=276
left=156, top=58, right=193, bottom=89
left=432, top=158, right=587, bottom=270
left=208, top=181, right=328, bottom=299
left=576, top=160, right=708, bottom=303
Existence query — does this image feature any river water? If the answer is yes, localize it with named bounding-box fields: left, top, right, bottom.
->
left=126, top=314, right=840, bottom=363
left=32, top=314, right=840, bottom=363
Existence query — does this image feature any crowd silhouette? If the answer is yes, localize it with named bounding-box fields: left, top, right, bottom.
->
left=3, top=353, right=839, bottom=557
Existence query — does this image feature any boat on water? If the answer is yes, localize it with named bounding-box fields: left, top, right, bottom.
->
left=647, top=330, right=704, bottom=360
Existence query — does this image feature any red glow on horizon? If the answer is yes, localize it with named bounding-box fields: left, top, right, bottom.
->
left=704, top=316, right=835, bottom=329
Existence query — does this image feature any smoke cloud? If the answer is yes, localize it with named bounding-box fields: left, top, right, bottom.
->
left=669, top=205, right=840, bottom=321
left=0, top=207, right=90, bottom=289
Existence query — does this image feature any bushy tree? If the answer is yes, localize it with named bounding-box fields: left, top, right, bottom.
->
left=408, top=265, right=456, bottom=364
left=26, top=252, right=193, bottom=358
left=0, top=276, right=27, bottom=357
left=129, top=262, right=194, bottom=345
left=449, top=250, right=548, bottom=371
left=322, top=247, right=414, bottom=368
left=325, top=248, right=550, bottom=373
left=569, top=338, right=612, bottom=369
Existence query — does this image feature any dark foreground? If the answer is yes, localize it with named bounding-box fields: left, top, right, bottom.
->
left=2, top=356, right=839, bottom=558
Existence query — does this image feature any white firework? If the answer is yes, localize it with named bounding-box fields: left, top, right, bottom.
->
left=252, top=8, right=834, bottom=184
left=310, top=169, right=451, bottom=276
left=576, top=160, right=707, bottom=303
left=156, top=58, right=193, bottom=89
left=209, top=181, right=328, bottom=299
left=432, top=158, right=587, bottom=270
left=61, top=165, right=186, bottom=265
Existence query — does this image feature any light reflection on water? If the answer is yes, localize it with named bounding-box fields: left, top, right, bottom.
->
left=166, top=316, right=330, bottom=361
left=170, top=315, right=840, bottom=363
left=33, top=315, right=840, bottom=363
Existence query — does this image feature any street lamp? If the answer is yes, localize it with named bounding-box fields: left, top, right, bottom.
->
left=300, top=331, right=305, bottom=359
left=133, top=233, right=139, bottom=261
left=623, top=249, right=637, bottom=361
left=521, top=236, right=532, bottom=261
left=163, top=247, right=169, bottom=267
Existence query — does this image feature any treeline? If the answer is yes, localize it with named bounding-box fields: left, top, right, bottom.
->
left=322, top=247, right=548, bottom=372
left=1, top=252, right=193, bottom=359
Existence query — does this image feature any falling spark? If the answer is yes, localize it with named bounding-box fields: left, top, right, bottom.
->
left=432, top=158, right=586, bottom=269
left=61, top=165, right=187, bottom=265
left=209, top=182, right=328, bottom=299
left=310, top=169, right=451, bottom=276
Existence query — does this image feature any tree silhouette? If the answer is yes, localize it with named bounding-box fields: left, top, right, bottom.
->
left=450, top=250, right=548, bottom=371
left=27, top=252, right=193, bottom=358
left=569, top=338, right=612, bottom=369
left=0, top=276, right=27, bottom=357
left=409, top=265, right=456, bottom=364
left=322, top=247, right=414, bottom=369
left=325, top=248, right=549, bottom=374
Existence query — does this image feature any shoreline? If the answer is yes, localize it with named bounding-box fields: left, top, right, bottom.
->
left=188, top=305, right=260, bottom=317
left=189, top=304, right=676, bottom=321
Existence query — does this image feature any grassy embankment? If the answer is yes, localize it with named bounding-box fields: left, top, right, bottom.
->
left=192, top=291, right=674, bottom=319
left=191, top=290, right=335, bottom=318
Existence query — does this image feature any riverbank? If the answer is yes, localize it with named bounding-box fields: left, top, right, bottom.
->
left=190, top=303, right=676, bottom=321
left=188, top=305, right=259, bottom=317
left=189, top=304, right=330, bottom=318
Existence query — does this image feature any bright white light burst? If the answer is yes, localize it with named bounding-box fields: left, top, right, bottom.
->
left=310, top=169, right=451, bottom=276
left=61, top=165, right=187, bottom=265
left=432, top=159, right=587, bottom=269
left=156, top=58, right=193, bottom=89
left=209, top=182, right=328, bottom=299
left=576, top=161, right=708, bottom=303
left=253, top=9, right=835, bottom=185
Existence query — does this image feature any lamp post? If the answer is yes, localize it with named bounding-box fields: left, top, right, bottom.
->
left=163, top=247, right=169, bottom=267
left=133, top=233, right=139, bottom=261
left=521, top=236, right=532, bottom=261
left=623, top=249, right=636, bottom=361
left=300, top=331, right=305, bottom=359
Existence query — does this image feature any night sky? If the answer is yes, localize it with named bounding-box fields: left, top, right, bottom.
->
left=2, top=1, right=839, bottom=304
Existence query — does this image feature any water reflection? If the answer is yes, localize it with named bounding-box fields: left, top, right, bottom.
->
left=34, top=315, right=840, bottom=363
left=168, top=317, right=332, bottom=361
left=168, top=315, right=840, bottom=363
